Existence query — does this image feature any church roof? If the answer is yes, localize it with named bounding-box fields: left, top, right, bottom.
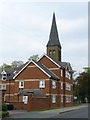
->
left=47, top=13, right=61, bottom=47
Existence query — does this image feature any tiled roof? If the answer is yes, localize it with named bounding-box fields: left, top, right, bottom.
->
left=47, top=13, right=61, bottom=48
left=18, top=89, right=45, bottom=96
left=35, top=61, right=60, bottom=80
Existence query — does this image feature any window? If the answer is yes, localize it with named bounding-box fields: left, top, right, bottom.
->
left=66, top=71, right=71, bottom=79
left=19, top=80, right=24, bottom=88
left=1, top=70, right=7, bottom=80
left=39, top=80, right=45, bottom=88
left=61, top=82, right=63, bottom=89
left=61, top=69, right=63, bottom=76
left=23, top=96, right=28, bottom=104
left=69, top=73, right=71, bottom=79
left=52, top=95, right=56, bottom=103
left=49, top=50, right=52, bottom=55
left=2, top=84, right=6, bottom=90
left=66, top=71, right=68, bottom=78
left=66, top=83, right=71, bottom=91
left=66, top=96, right=71, bottom=103
left=61, top=95, right=63, bottom=103
left=52, top=81, right=56, bottom=89
left=53, top=50, right=55, bottom=54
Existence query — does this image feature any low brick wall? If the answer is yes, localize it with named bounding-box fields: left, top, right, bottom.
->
left=27, top=96, right=49, bottom=112
left=10, top=102, right=27, bottom=110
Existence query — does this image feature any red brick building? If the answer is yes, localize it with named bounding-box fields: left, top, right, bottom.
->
left=0, top=13, right=74, bottom=111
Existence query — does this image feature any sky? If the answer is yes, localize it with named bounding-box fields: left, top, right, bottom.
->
left=0, top=1, right=88, bottom=75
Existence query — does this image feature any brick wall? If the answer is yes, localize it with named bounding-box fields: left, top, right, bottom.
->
left=10, top=102, right=27, bottom=110
left=27, top=95, right=49, bottom=112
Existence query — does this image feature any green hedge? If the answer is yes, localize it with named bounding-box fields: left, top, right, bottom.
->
left=2, top=104, right=8, bottom=111
left=2, top=111, right=9, bottom=118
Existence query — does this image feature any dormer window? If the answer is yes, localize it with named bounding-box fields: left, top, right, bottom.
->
left=1, top=70, right=7, bottom=80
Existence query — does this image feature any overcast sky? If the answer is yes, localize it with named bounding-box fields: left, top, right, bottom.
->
left=0, top=1, right=88, bottom=74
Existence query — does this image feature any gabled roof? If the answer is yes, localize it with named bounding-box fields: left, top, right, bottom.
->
left=38, top=54, right=74, bottom=73
left=37, top=62, right=59, bottom=80
left=0, top=64, right=26, bottom=80
left=38, top=53, right=62, bottom=68
left=13, top=60, right=59, bottom=80
left=47, top=13, right=61, bottom=48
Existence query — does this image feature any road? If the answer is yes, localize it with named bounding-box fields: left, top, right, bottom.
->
left=54, top=106, right=88, bottom=118
left=8, top=104, right=88, bottom=119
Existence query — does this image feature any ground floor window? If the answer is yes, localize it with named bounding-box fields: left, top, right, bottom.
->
left=52, top=95, right=56, bottom=103
left=61, top=95, right=63, bottom=103
left=66, top=96, right=71, bottom=103
left=23, top=96, right=28, bottom=104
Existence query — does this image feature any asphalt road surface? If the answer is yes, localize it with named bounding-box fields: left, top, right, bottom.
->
left=54, top=106, right=88, bottom=118
left=8, top=104, right=88, bottom=118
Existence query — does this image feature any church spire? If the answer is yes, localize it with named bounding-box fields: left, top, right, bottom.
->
left=46, top=13, right=62, bottom=62
left=47, top=12, right=61, bottom=48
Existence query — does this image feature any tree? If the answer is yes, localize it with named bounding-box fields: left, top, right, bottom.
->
left=74, top=68, right=89, bottom=103
left=11, top=61, right=24, bottom=68
left=1, top=63, right=11, bottom=68
left=28, top=54, right=39, bottom=61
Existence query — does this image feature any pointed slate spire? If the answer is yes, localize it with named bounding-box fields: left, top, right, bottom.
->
left=47, top=13, right=61, bottom=48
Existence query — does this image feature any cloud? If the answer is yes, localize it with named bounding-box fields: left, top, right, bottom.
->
left=58, top=18, right=88, bottom=34
left=0, top=2, right=88, bottom=74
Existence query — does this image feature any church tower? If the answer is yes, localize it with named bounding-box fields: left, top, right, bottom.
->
left=47, top=13, right=62, bottom=62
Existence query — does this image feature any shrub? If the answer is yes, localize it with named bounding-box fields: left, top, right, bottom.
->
left=2, top=111, right=9, bottom=118
left=2, top=104, right=8, bottom=111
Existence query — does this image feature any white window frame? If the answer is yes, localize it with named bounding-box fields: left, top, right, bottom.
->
left=61, top=82, right=63, bottom=89
left=61, top=69, right=63, bottom=77
left=2, top=84, right=6, bottom=90
left=52, top=81, right=56, bottom=89
left=69, top=73, right=71, bottom=80
left=1, top=70, right=7, bottom=80
left=66, top=96, right=71, bottom=103
left=39, top=80, right=45, bottom=88
left=19, top=80, right=24, bottom=88
left=23, top=96, right=28, bottom=104
left=52, top=95, right=56, bottom=103
left=66, top=83, right=71, bottom=91
left=61, top=95, right=63, bottom=103
left=66, top=71, right=68, bottom=78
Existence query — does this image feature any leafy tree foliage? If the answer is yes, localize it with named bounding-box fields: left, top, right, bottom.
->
left=11, top=61, right=24, bottom=68
left=28, top=54, right=39, bottom=61
left=73, top=68, right=89, bottom=103
left=1, top=63, right=11, bottom=68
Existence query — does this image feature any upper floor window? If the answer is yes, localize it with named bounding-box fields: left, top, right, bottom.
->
left=19, top=80, right=24, bottom=88
left=61, top=69, right=63, bottom=77
left=66, top=71, right=68, bottom=78
left=39, top=80, right=45, bottom=88
left=2, top=84, right=6, bottom=90
left=69, top=73, right=71, bottom=79
left=1, top=70, right=7, bottom=80
left=66, top=71, right=70, bottom=79
left=61, top=82, right=63, bottom=89
left=52, top=81, right=56, bottom=89
left=66, top=83, right=71, bottom=91
left=52, top=95, right=56, bottom=103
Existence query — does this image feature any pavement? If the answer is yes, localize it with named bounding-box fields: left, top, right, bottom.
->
left=8, top=104, right=88, bottom=118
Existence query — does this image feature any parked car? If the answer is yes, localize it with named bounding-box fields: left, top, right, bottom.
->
left=5, top=103, right=14, bottom=110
